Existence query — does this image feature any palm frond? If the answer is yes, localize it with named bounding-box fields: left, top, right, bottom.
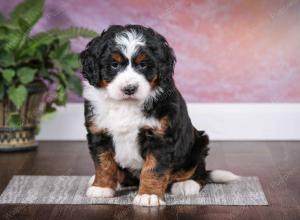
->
left=1, top=0, right=44, bottom=51
left=22, top=27, right=98, bottom=54
left=10, top=0, right=44, bottom=33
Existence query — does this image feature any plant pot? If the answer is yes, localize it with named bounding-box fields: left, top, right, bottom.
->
left=0, top=82, right=47, bottom=152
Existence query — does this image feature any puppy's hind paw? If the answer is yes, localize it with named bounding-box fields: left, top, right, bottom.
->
left=171, top=180, right=201, bottom=196
left=86, top=186, right=115, bottom=198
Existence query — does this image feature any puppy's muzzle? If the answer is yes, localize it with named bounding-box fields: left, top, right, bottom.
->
left=122, top=84, right=138, bottom=95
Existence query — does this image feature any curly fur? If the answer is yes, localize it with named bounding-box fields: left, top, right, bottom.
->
left=80, top=25, right=239, bottom=206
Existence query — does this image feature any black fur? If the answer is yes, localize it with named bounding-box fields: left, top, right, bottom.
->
left=81, top=25, right=210, bottom=187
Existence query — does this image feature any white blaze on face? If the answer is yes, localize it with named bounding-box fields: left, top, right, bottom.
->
left=115, top=30, right=145, bottom=58
left=106, top=30, right=150, bottom=101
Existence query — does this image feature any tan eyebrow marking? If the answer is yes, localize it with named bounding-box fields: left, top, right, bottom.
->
left=135, top=53, right=146, bottom=64
left=149, top=75, right=158, bottom=88
left=112, top=53, right=123, bottom=63
left=99, top=79, right=108, bottom=88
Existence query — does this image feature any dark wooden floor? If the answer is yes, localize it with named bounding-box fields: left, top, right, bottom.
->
left=0, top=141, right=299, bottom=220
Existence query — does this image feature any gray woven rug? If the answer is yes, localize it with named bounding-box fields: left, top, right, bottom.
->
left=0, top=176, right=268, bottom=205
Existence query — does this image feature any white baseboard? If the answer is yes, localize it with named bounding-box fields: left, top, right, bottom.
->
left=36, top=103, right=300, bottom=141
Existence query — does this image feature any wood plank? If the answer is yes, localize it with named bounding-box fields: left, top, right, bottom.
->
left=0, top=141, right=299, bottom=220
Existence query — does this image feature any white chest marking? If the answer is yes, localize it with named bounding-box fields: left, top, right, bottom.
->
left=83, top=82, right=160, bottom=170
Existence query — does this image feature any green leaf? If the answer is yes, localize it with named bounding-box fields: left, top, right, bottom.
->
left=55, top=85, right=67, bottom=105
left=64, top=53, right=80, bottom=70
left=2, top=69, right=15, bottom=83
left=56, top=72, right=68, bottom=87
left=51, top=53, right=80, bottom=76
left=22, top=27, right=98, bottom=55
left=8, top=85, right=28, bottom=109
left=17, top=67, right=37, bottom=84
left=0, top=23, right=22, bottom=45
left=0, top=0, right=44, bottom=51
left=51, top=41, right=71, bottom=60
left=0, top=25, right=26, bottom=51
left=10, top=0, right=44, bottom=33
left=68, top=74, right=82, bottom=96
left=6, top=30, right=25, bottom=51
left=15, top=43, right=45, bottom=65
left=7, top=112, right=22, bottom=128
left=0, top=22, right=20, bottom=31
left=0, top=51, right=15, bottom=67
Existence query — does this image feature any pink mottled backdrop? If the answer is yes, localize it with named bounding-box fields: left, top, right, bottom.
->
left=1, top=0, right=300, bottom=102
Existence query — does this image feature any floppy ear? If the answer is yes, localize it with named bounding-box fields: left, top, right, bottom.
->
left=80, top=34, right=105, bottom=87
left=80, top=25, right=124, bottom=87
left=161, top=41, right=176, bottom=79
left=150, top=29, right=176, bottom=82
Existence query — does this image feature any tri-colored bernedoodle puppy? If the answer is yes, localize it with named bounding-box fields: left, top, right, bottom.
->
left=80, top=25, right=239, bottom=206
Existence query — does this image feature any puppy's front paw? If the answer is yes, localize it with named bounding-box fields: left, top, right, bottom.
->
left=86, top=186, right=115, bottom=198
left=171, top=180, right=201, bottom=196
left=133, top=194, right=166, bottom=206
left=88, top=175, right=122, bottom=191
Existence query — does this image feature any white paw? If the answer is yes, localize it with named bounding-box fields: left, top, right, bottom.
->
left=88, top=175, right=95, bottom=186
left=133, top=194, right=166, bottom=206
left=88, top=175, right=121, bottom=190
left=86, top=186, right=115, bottom=198
left=171, top=180, right=201, bottom=196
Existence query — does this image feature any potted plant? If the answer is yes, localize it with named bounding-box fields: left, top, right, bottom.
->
left=0, top=0, right=97, bottom=151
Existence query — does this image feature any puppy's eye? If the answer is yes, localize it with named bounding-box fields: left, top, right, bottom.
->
left=138, top=62, right=147, bottom=69
left=111, top=61, right=120, bottom=69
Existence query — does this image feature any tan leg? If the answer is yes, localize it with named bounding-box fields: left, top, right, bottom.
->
left=133, top=154, right=170, bottom=206
left=86, top=151, right=118, bottom=198
left=93, top=151, right=118, bottom=188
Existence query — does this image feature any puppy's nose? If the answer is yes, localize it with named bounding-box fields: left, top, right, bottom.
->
left=122, top=84, right=138, bottom=95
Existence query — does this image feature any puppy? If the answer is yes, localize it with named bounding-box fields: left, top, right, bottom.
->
left=80, top=25, right=239, bottom=206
